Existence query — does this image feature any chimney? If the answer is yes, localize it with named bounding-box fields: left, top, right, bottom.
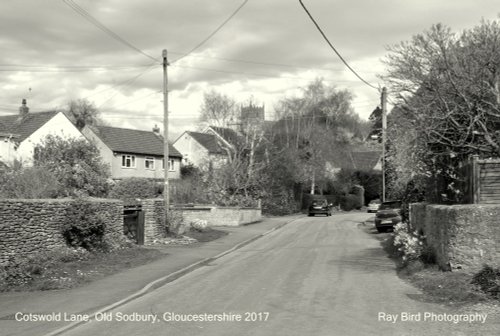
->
left=19, top=99, right=29, bottom=116
left=153, top=124, right=161, bottom=135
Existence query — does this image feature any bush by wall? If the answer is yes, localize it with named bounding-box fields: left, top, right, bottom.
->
left=0, top=198, right=124, bottom=265
left=109, top=177, right=161, bottom=201
left=0, top=165, right=61, bottom=199
left=471, top=265, right=500, bottom=299
left=63, top=198, right=108, bottom=251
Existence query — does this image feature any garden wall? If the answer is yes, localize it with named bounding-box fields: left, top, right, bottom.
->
left=137, top=200, right=262, bottom=244
left=409, top=202, right=500, bottom=272
left=176, top=206, right=262, bottom=227
left=0, top=198, right=123, bottom=265
left=141, top=199, right=165, bottom=244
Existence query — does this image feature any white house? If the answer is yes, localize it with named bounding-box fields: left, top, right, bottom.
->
left=173, top=126, right=240, bottom=167
left=0, top=99, right=83, bottom=166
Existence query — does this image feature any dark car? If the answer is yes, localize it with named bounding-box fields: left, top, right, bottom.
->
left=308, top=199, right=333, bottom=217
left=374, top=200, right=402, bottom=232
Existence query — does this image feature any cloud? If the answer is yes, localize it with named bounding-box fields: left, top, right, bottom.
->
left=0, top=0, right=499, bottom=131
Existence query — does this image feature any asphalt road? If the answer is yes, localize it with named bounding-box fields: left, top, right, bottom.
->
left=61, top=213, right=497, bottom=336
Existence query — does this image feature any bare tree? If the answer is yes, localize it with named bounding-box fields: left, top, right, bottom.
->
left=199, top=90, right=237, bottom=127
left=383, top=19, right=500, bottom=202
left=64, top=99, right=104, bottom=130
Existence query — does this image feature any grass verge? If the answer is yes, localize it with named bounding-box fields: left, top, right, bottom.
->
left=1, top=228, right=227, bottom=292
left=184, top=227, right=228, bottom=242
left=380, top=233, right=495, bottom=306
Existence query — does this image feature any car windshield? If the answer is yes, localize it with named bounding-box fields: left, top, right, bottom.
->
left=379, top=201, right=402, bottom=210
left=312, top=200, right=327, bottom=206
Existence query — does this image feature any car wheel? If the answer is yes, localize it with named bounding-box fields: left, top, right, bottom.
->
left=376, top=227, right=385, bottom=233
left=308, top=213, right=313, bottom=217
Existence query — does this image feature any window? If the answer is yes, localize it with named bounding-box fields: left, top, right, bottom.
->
left=145, top=157, right=155, bottom=170
left=162, top=158, right=176, bottom=171
left=121, top=155, right=136, bottom=168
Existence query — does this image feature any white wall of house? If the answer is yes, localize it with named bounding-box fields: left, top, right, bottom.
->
left=0, top=137, right=17, bottom=165
left=110, top=153, right=181, bottom=180
left=6, top=112, right=82, bottom=166
left=173, top=133, right=210, bottom=167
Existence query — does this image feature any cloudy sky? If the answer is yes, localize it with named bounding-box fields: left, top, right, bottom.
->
left=0, top=0, right=498, bottom=139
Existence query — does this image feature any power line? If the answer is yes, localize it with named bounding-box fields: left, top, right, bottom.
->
left=171, top=63, right=376, bottom=84
left=62, top=0, right=159, bottom=63
left=168, top=51, right=381, bottom=74
left=0, top=64, right=153, bottom=72
left=298, top=0, right=379, bottom=91
left=171, top=0, right=249, bottom=64
left=95, top=63, right=158, bottom=108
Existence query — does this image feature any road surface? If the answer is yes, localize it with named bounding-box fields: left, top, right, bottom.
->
left=61, top=213, right=497, bottom=336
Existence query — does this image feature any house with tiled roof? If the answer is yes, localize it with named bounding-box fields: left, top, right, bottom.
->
left=325, top=150, right=382, bottom=177
left=344, top=151, right=382, bottom=171
left=173, top=126, right=241, bottom=167
left=0, top=99, right=83, bottom=166
left=173, top=131, right=228, bottom=167
left=82, top=124, right=182, bottom=180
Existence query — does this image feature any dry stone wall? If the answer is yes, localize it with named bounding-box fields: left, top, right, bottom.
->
left=141, top=199, right=165, bottom=244
left=409, top=203, right=500, bottom=272
left=0, top=198, right=123, bottom=265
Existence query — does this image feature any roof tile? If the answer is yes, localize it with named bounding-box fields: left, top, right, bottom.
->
left=91, top=125, right=182, bottom=157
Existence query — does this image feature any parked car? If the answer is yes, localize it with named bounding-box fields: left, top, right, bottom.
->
left=308, top=199, right=333, bottom=217
left=367, top=199, right=381, bottom=213
left=374, top=200, right=402, bottom=232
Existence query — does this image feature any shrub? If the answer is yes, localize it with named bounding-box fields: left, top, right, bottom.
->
left=471, top=265, right=500, bottom=299
left=190, top=218, right=208, bottom=232
left=0, top=165, right=61, bottom=198
left=109, top=177, right=161, bottom=201
left=262, top=194, right=297, bottom=215
left=0, top=247, right=88, bottom=291
left=340, top=194, right=362, bottom=211
left=63, top=199, right=108, bottom=251
left=33, top=135, right=111, bottom=197
left=393, top=222, right=426, bottom=265
left=169, top=178, right=210, bottom=204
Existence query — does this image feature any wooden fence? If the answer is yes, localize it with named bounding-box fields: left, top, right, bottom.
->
left=458, top=155, right=500, bottom=204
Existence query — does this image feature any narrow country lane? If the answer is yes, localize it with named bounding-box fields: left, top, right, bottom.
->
left=61, top=213, right=497, bottom=336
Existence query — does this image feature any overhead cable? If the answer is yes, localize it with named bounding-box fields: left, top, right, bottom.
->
left=298, top=0, right=379, bottom=91
left=62, top=0, right=159, bottom=63
left=171, top=0, right=249, bottom=64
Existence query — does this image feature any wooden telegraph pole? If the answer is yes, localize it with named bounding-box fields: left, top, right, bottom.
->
left=162, top=49, right=170, bottom=211
left=381, top=87, right=388, bottom=202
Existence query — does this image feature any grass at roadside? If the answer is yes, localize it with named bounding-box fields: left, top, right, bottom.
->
left=0, top=246, right=167, bottom=292
left=1, top=228, right=227, bottom=292
left=184, top=227, right=228, bottom=242
left=379, top=229, right=497, bottom=307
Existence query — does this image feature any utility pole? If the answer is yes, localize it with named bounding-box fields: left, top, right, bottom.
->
left=381, top=86, right=388, bottom=202
left=162, top=49, right=170, bottom=212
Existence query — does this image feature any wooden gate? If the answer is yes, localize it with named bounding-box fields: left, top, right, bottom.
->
left=123, top=205, right=145, bottom=245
